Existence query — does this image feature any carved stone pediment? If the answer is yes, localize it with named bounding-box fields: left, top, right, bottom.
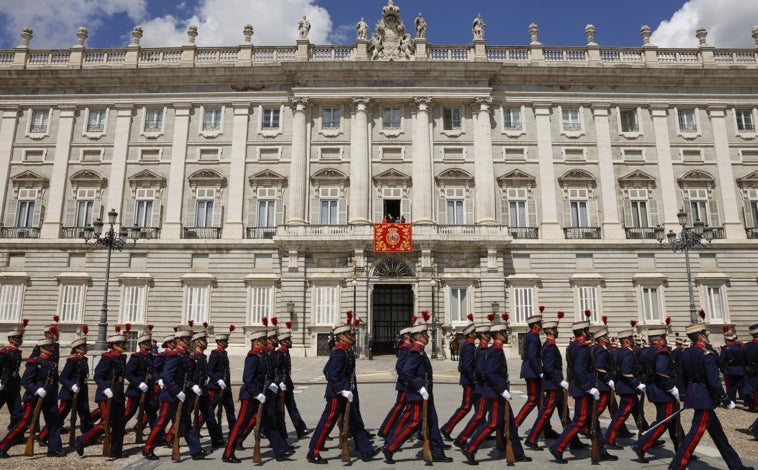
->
left=128, top=169, right=166, bottom=188
left=249, top=169, right=287, bottom=187
left=677, top=170, right=714, bottom=188
left=70, top=170, right=107, bottom=188
left=435, top=168, right=473, bottom=186
left=373, top=168, right=411, bottom=186
left=558, top=169, right=596, bottom=187
left=497, top=169, right=535, bottom=187
left=737, top=170, right=758, bottom=188
left=311, top=168, right=349, bottom=183
left=368, top=0, right=415, bottom=61
left=10, top=170, right=49, bottom=189
left=618, top=170, right=656, bottom=188
left=188, top=169, right=227, bottom=188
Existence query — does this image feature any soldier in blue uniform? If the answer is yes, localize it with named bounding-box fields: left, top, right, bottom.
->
left=264, top=326, right=291, bottom=446
left=382, top=321, right=452, bottom=464
left=720, top=327, right=747, bottom=404
left=605, top=328, right=644, bottom=448
left=0, top=333, right=62, bottom=458
left=549, top=320, right=617, bottom=464
left=124, top=327, right=154, bottom=434
left=462, top=322, right=531, bottom=465
left=28, top=320, right=61, bottom=369
left=308, top=322, right=379, bottom=464
left=590, top=327, right=615, bottom=427
left=669, top=322, right=754, bottom=470
left=0, top=322, right=26, bottom=432
left=454, top=323, right=491, bottom=448
left=441, top=316, right=476, bottom=440
left=746, top=323, right=758, bottom=433
left=189, top=327, right=225, bottom=447
left=379, top=325, right=411, bottom=439
left=515, top=313, right=549, bottom=435
left=277, top=325, right=309, bottom=438
left=671, top=333, right=687, bottom=396
left=207, top=325, right=236, bottom=435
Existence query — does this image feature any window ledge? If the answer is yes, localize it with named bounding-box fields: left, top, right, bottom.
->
left=441, top=130, right=465, bottom=138
left=83, top=131, right=106, bottom=140
left=560, top=130, right=585, bottom=139
left=620, top=132, right=642, bottom=140
left=379, top=129, right=403, bottom=138
left=319, top=128, right=343, bottom=138
left=502, top=129, right=526, bottom=138
left=199, top=130, right=223, bottom=139
left=736, top=132, right=757, bottom=141
left=260, top=129, right=282, bottom=138
left=141, top=131, right=164, bottom=139
left=677, top=131, right=700, bottom=140
left=25, top=132, right=49, bottom=141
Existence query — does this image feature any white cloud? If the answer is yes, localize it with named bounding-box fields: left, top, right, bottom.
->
left=651, top=0, right=758, bottom=48
left=0, top=0, right=147, bottom=48
left=138, top=0, right=332, bottom=47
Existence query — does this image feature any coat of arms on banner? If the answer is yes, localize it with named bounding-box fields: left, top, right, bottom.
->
left=374, top=223, right=412, bottom=252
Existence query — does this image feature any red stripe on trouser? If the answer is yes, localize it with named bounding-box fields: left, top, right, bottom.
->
left=556, top=398, right=589, bottom=453
left=679, top=409, right=710, bottom=469
left=124, top=396, right=135, bottom=417
left=515, top=380, right=538, bottom=426
left=641, top=402, right=674, bottom=452
left=144, top=401, right=172, bottom=453
left=224, top=400, right=249, bottom=459
left=0, top=401, right=33, bottom=451
left=81, top=401, right=108, bottom=446
left=468, top=399, right=500, bottom=452
left=597, top=393, right=609, bottom=415
left=607, top=395, right=634, bottom=443
left=381, top=393, right=406, bottom=435
left=40, top=400, right=71, bottom=441
left=528, top=391, right=556, bottom=444
left=387, top=402, right=421, bottom=453
left=390, top=398, right=413, bottom=440
left=458, top=397, right=486, bottom=442
left=313, top=397, right=339, bottom=456
left=443, top=387, right=472, bottom=434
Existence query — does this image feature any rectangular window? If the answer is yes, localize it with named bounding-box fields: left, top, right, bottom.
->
left=196, top=200, right=214, bottom=227
left=641, top=286, right=663, bottom=324
left=16, top=200, right=35, bottom=228
left=59, top=284, right=84, bottom=323
left=322, top=107, right=341, bottom=129
left=689, top=191, right=708, bottom=224
left=449, top=287, right=468, bottom=323
left=620, top=109, right=639, bottom=133
left=135, top=200, right=153, bottom=227
left=447, top=200, right=464, bottom=224
left=314, top=286, right=337, bottom=326
left=562, top=108, right=581, bottom=131
left=736, top=110, right=754, bottom=132
left=258, top=200, right=276, bottom=227
left=185, top=285, right=209, bottom=324
left=262, top=108, right=280, bottom=129
left=570, top=200, right=588, bottom=227
left=320, top=200, right=338, bottom=224
left=443, top=107, right=462, bottom=130
left=704, top=286, right=725, bottom=323
left=121, top=284, right=146, bottom=324
left=145, top=109, right=163, bottom=132
left=509, top=201, right=527, bottom=227
left=631, top=200, right=649, bottom=228
left=0, top=283, right=23, bottom=322
left=249, top=285, right=272, bottom=325
left=678, top=109, right=697, bottom=133
left=30, top=110, right=49, bottom=133
left=751, top=200, right=758, bottom=227
left=578, top=286, right=599, bottom=323
left=503, top=107, right=522, bottom=130
left=87, top=109, right=106, bottom=132
left=512, top=287, right=534, bottom=325
left=203, top=108, right=222, bottom=131
left=383, top=107, right=401, bottom=129
left=76, top=200, right=94, bottom=227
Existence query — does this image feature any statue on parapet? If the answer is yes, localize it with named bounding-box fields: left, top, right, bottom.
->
left=472, top=13, right=485, bottom=40
left=298, top=15, right=311, bottom=40
left=414, top=13, right=427, bottom=39
left=356, top=17, right=368, bottom=41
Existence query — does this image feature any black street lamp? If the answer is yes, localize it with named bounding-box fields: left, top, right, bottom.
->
left=430, top=260, right=439, bottom=359
left=654, top=208, right=713, bottom=325
left=350, top=258, right=361, bottom=358
left=83, top=209, right=141, bottom=351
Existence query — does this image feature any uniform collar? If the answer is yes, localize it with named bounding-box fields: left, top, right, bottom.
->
left=175, top=346, right=187, bottom=354
left=693, top=341, right=706, bottom=349
left=466, top=337, right=475, bottom=345
left=109, top=348, right=122, bottom=356
left=530, top=326, right=540, bottom=334
left=478, top=340, right=489, bottom=349
left=545, top=337, right=556, bottom=345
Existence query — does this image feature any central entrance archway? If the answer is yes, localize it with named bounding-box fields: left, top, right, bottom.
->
left=372, top=284, right=414, bottom=355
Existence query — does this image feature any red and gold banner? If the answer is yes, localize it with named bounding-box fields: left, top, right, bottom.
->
left=373, top=223, right=412, bottom=253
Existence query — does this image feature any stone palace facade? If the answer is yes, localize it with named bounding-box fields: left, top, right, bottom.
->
left=1, top=1, right=758, bottom=356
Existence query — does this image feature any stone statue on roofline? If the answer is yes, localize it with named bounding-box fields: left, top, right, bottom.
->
left=298, top=15, right=311, bottom=40
left=472, top=13, right=485, bottom=40
left=414, top=13, right=427, bottom=39
left=367, top=0, right=416, bottom=61
left=356, top=17, right=368, bottom=41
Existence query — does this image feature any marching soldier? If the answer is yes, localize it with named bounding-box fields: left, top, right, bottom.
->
left=28, top=319, right=60, bottom=368
left=720, top=327, right=747, bottom=405
left=515, top=311, right=551, bottom=436
left=454, top=322, right=491, bottom=448
left=277, top=323, right=309, bottom=439
left=549, top=320, right=618, bottom=464
left=0, top=321, right=26, bottom=432
left=378, top=325, right=411, bottom=439
left=669, top=322, right=754, bottom=470
left=382, top=317, right=452, bottom=464
left=591, top=326, right=614, bottom=422
left=208, top=325, right=236, bottom=436
left=440, top=315, right=476, bottom=440
left=189, top=327, right=225, bottom=448
left=0, top=330, right=62, bottom=458
left=632, top=327, right=679, bottom=463
left=462, top=322, right=531, bottom=465
left=264, top=325, right=291, bottom=446
left=124, top=326, right=154, bottom=433
left=746, top=323, right=758, bottom=434
left=671, top=333, right=687, bottom=395
left=76, top=326, right=127, bottom=458
left=605, top=328, right=644, bottom=448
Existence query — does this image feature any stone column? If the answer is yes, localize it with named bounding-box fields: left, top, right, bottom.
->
left=473, top=97, right=496, bottom=225
left=105, top=105, right=134, bottom=228
left=349, top=98, right=371, bottom=224
left=708, top=106, right=745, bottom=239
left=287, top=98, right=309, bottom=225
left=592, top=105, right=624, bottom=238
left=162, top=105, right=191, bottom=238
left=223, top=103, right=251, bottom=239
left=411, top=97, right=434, bottom=224
left=0, top=108, right=19, bottom=224
left=534, top=103, right=562, bottom=238
left=41, top=106, right=76, bottom=238
left=650, top=105, right=680, bottom=226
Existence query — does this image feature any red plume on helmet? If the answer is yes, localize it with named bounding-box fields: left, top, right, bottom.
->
left=229, top=324, right=236, bottom=333
left=467, top=313, right=474, bottom=322
left=148, top=324, right=154, bottom=331
left=602, top=315, right=608, bottom=326
left=722, top=325, right=730, bottom=333
left=665, top=317, right=672, bottom=326
left=203, top=322, right=209, bottom=329
left=354, top=318, right=361, bottom=326
left=285, top=322, right=292, bottom=330
left=410, top=315, right=417, bottom=325
left=630, top=320, right=637, bottom=327
left=22, top=318, right=29, bottom=327
left=698, top=309, right=706, bottom=320
left=115, top=325, right=122, bottom=333
left=125, top=323, right=132, bottom=333
left=173, top=326, right=178, bottom=332
left=675, top=332, right=680, bottom=337
left=557, top=311, right=565, bottom=320
left=346, top=310, right=353, bottom=324
left=501, top=313, right=509, bottom=323
left=188, top=320, right=194, bottom=328
left=82, top=324, right=89, bottom=335
left=262, top=317, right=269, bottom=327
left=53, top=315, right=60, bottom=323
left=271, top=318, right=278, bottom=327
left=584, top=309, right=592, bottom=318
left=539, top=305, right=545, bottom=313
left=48, top=326, right=59, bottom=337
left=487, top=313, right=495, bottom=323
left=421, top=310, right=430, bottom=322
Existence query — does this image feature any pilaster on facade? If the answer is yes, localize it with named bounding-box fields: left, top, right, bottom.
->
left=411, top=97, right=434, bottom=225
left=533, top=102, right=562, bottom=239
left=223, top=104, right=252, bottom=239
left=162, top=105, right=192, bottom=239
left=650, top=105, right=680, bottom=228
left=592, top=105, right=624, bottom=239
left=473, top=97, right=497, bottom=225
left=349, top=98, right=371, bottom=225
left=708, top=105, right=745, bottom=239
left=287, top=98, right=309, bottom=225
left=0, top=109, right=20, bottom=226
left=105, top=106, right=134, bottom=230
left=41, top=106, right=76, bottom=239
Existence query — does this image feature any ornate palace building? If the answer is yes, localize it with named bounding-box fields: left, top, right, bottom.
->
left=1, top=1, right=757, bottom=356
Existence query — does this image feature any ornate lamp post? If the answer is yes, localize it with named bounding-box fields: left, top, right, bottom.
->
left=654, top=208, right=713, bottom=325
left=83, top=209, right=141, bottom=351
left=430, top=260, right=439, bottom=359
left=350, top=258, right=361, bottom=357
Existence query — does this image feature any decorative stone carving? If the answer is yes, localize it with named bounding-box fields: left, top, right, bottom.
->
left=298, top=16, right=311, bottom=40
left=753, top=26, right=758, bottom=47
left=243, top=24, right=254, bottom=44
left=528, top=23, right=540, bottom=45
left=414, top=13, right=427, bottom=39
left=186, top=25, right=198, bottom=44
left=368, top=0, right=415, bottom=61
left=19, top=27, right=33, bottom=48
left=131, top=26, right=143, bottom=46
left=356, top=17, right=368, bottom=41
left=472, top=14, right=485, bottom=41
left=76, top=27, right=88, bottom=47
left=585, top=24, right=597, bottom=46
left=640, top=25, right=652, bottom=45
left=695, top=26, right=708, bottom=46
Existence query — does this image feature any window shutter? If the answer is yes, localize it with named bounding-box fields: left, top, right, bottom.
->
left=248, top=197, right=256, bottom=226
left=123, top=195, right=136, bottom=227
left=648, top=198, right=660, bottom=226
left=500, top=195, right=509, bottom=225
left=437, top=195, right=446, bottom=224
left=622, top=197, right=633, bottom=227
left=310, top=195, right=320, bottom=224
left=212, top=201, right=224, bottom=227
left=465, top=195, right=474, bottom=224
left=184, top=195, right=196, bottom=227
left=64, top=199, right=76, bottom=226
left=708, top=198, right=720, bottom=226
left=94, top=193, right=103, bottom=221
left=683, top=192, right=693, bottom=225
left=151, top=198, right=162, bottom=227
left=338, top=195, right=347, bottom=224
left=527, top=197, right=537, bottom=227
left=562, top=197, right=571, bottom=227
left=4, top=197, right=18, bottom=227
left=373, top=194, right=383, bottom=223
left=401, top=197, right=411, bottom=222
left=32, top=204, right=44, bottom=228
left=589, top=196, right=599, bottom=227
left=744, top=195, right=755, bottom=228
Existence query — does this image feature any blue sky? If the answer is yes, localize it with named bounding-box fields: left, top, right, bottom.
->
left=1, top=0, right=757, bottom=50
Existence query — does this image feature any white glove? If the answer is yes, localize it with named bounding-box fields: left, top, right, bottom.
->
left=607, top=380, right=615, bottom=391
left=539, top=373, right=544, bottom=379
left=0, top=380, right=4, bottom=391
left=158, top=378, right=165, bottom=389
left=340, top=390, right=354, bottom=403
left=36, top=387, right=47, bottom=398
left=268, top=383, right=278, bottom=393
left=501, top=390, right=512, bottom=401
left=419, top=387, right=430, bottom=400
left=279, top=382, right=287, bottom=391
left=103, top=388, right=113, bottom=399
left=560, top=380, right=569, bottom=390
left=637, top=383, right=646, bottom=393
left=71, top=384, right=80, bottom=394
left=588, top=387, right=600, bottom=400
left=256, top=393, right=266, bottom=403
left=176, top=391, right=186, bottom=402
left=138, top=382, right=149, bottom=393
left=668, top=387, right=680, bottom=402
left=192, top=384, right=202, bottom=396
left=726, top=401, right=736, bottom=410
left=217, top=379, right=227, bottom=390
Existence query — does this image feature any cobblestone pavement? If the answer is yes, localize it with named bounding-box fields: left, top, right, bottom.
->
left=0, top=354, right=755, bottom=469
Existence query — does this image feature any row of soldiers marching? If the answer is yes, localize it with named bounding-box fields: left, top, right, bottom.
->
left=0, top=315, right=310, bottom=461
